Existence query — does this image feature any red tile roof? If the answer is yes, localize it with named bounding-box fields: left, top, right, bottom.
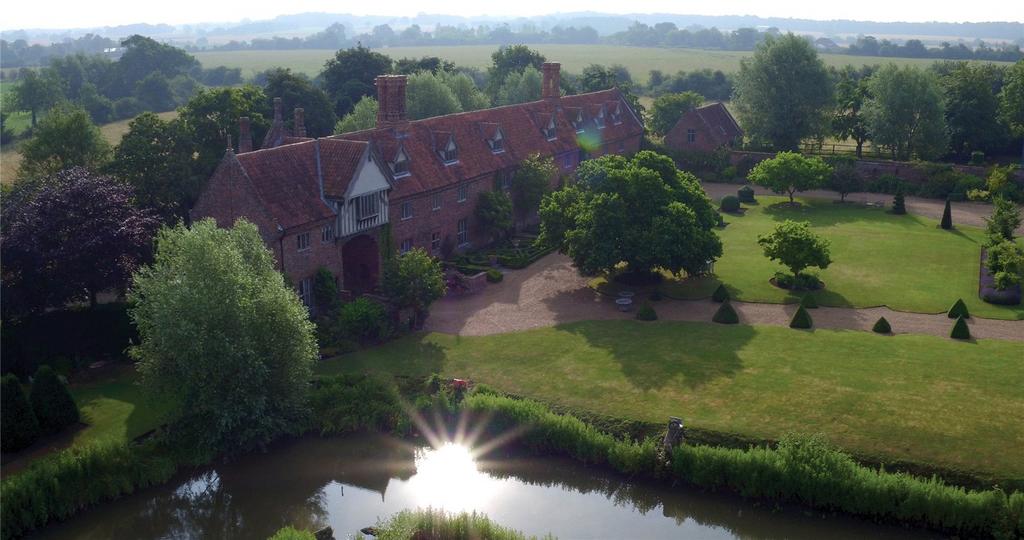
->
left=334, top=88, right=643, bottom=200
left=691, top=103, right=743, bottom=146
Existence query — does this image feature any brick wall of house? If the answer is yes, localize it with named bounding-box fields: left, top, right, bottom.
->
left=389, top=173, right=493, bottom=256
left=665, top=116, right=719, bottom=152
left=192, top=154, right=281, bottom=249
left=278, top=219, right=345, bottom=289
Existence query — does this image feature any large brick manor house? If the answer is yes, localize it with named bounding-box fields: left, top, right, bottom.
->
left=192, top=62, right=644, bottom=305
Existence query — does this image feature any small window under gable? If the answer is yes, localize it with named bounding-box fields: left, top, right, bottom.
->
left=392, top=145, right=410, bottom=177
left=594, top=106, right=606, bottom=129
left=437, top=133, right=458, bottom=164
left=610, top=102, right=622, bottom=124
left=570, top=109, right=585, bottom=133
left=488, top=128, right=504, bottom=153
left=542, top=116, right=556, bottom=140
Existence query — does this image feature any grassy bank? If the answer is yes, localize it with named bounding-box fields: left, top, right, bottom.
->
left=319, top=320, right=1024, bottom=484
left=193, top=45, right=1011, bottom=82
left=594, top=195, right=1024, bottom=320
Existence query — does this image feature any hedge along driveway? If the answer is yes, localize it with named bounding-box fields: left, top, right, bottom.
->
left=653, top=196, right=1024, bottom=320
left=319, top=320, right=1024, bottom=484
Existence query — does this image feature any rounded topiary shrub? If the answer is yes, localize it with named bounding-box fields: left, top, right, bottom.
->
left=1, top=374, right=39, bottom=452
left=29, top=365, right=79, bottom=436
left=712, top=301, right=739, bottom=324
left=872, top=316, right=892, bottom=334
left=947, top=298, right=969, bottom=319
left=950, top=315, right=970, bottom=340
left=712, top=284, right=730, bottom=303
left=486, top=269, right=503, bottom=283
left=790, top=306, right=813, bottom=329
left=636, top=303, right=658, bottom=321
left=738, top=185, right=756, bottom=203
left=720, top=195, right=740, bottom=212
left=800, top=294, right=818, bottom=309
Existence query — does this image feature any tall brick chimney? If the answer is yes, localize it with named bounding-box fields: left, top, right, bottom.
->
left=542, top=62, right=561, bottom=102
left=238, top=116, right=252, bottom=153
left=272, top=97, right=283, bottom=122
left=294, top=108, right=306, bottom=138
left=375, top=75, right=408, bottom=128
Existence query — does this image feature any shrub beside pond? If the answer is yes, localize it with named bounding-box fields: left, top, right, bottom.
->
left=356, top=509, right=544, bottom=540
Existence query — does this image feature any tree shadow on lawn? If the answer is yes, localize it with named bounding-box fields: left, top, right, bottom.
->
left=761, top=200, right=898, bottom=227
left=552, top=319, right=755, bottom=392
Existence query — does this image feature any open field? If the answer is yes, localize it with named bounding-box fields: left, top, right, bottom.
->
left=320, top=320, right=1024, bottom=483
left=0, top=110, right=178, bottom=185
left=194, top=45, right=1013, bottom=84
left=595, top=195, right=1024, bottom=320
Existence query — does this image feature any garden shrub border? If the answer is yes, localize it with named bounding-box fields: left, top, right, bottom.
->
left=979, top=248, right=1022, bottom=306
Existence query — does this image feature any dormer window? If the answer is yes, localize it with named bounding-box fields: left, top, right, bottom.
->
left=392, top=146, right=410, bottom=178
left=491, top=131, right=505, bottom=153
left=594, top=107, right=606, bottom=129
left=571, top=110, right=585, bottom=133
left=438, top=135, right=458, bottom=164
left=610, top=103, right=623, bottom=125
left=542, top=117, right=556, bottom=140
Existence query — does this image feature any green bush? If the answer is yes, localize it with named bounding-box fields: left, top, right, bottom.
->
left=309, top=374, right=403, bottom=435
left=868, top=174, right=912, bottom=195
left=1, top=375, right=39, bottom=453
left=737, top=185, right=756, bottom=203
left=948, top=298, right=970, bottom=319
left=268, top=526, right=316, bottom=540
left=29, top=366, right=79, bottom=436
left=712, top=300, right=739, bottom=324
left=339, top=298, right=390, bottom=344
left=951, top=316, right=971, bottom=340
left=790, top=306, right=813, bottom=329
left=0, top=439, right=181, bottom=539
left=892, top=192, right=907, bottom=215
left=799, top=294, right=818, bottom=309
left=711, top=284, right=730, bottom=302
left=872, top=317, right=892, bottom=334
left=486, top=269, right=504, bottom=283
left=313, top=266, right=340, bottom=314
left=720, top=195, right=740, bottom=212
left=363, top=509, right=538, bottom=540
left=636, top=303, right=658, bottom=321
left=460, top=393, right=1024, bottom=539
left=941, top=199, right=953, bottom=229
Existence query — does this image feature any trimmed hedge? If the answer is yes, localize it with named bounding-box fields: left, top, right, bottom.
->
left=29, top=366, right=79, bottom=436
left=800, top=294, right=818, bottom=309
left=636, top=304, right=658, bottom=321
left=948, top=298, right=970, bottom=319
left=738, top=185, right=756, bottom=203
left=951, top=316, right=971, bottom=340
left=486, top=269, right=504, bottom=283
left=790, top=306, right=813, bottom=329
left=460, top=393, right=1024, bottom=539
left=712, top=301, right=739, bottom=324
left=1, top=375, right=39, bottom=453
left=712, top=284, right=730, bottom=303
left=872, top=317, right=892, bottom=334
left=941, top=199, right=953, bottom=230
left=720, top=195, right=740, bottom=212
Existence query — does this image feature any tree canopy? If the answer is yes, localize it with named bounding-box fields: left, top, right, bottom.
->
left=175, top=85, right=270, bottom=178
left=864, top=64, right=947, bottom=160
left=381, top=248, right=447, bottom=326
left=334, top=96, right=378, bottom=134
left=320, top=45, right=393, bottom=116
left=129, top=219, right=317, bottom=453
left=747, top=151, right=832, bottom=203
left=941, top=63, right=1005, bottom=158
left=511, top=153, right=556, bottom=225
left=757, top=220, right=833, bottom=278
left=648, top=91, right=704, bottom=136
left=733, top=33, right=834, bottom=151
left=831, top=66, right=872, bottom=158
left=1, top=168, right=159, bottom=316
left=487, top=45, right=546, bottom=97
left=406, top=70, right=463, bottom=120
left=998, top=60, right=1024, bottom=163
left=11, top=67, right=64, bottom=127
left=495, top=66, right=543, bottom=106
left=539, top=151, right=722, bottom=277
left=476, top=190, right=514, bottom=243
left=262, top=68, right=337, bottom=137
left=17, top=103, right=111, bottom=182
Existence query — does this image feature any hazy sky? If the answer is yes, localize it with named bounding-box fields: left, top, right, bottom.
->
left=3, top=0, right=1022, bottom=30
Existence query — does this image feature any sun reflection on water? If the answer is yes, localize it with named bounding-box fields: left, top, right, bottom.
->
left=407, top=442, right=501, bottom=512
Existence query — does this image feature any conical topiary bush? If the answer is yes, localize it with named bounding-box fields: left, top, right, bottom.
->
left=947, top=298, right=969, bottom=319
left=892, top=192, right=906, bottom=215
left=1, top=374, right=39, bottom=453
left=712, top=284, right=730, bottom=303
left=800, top=294, right=818, bottom=309
left=29, top=365, right=80, bottom=435
left=712, top=300, right=739, bottom=324
left=790, top=305, right=813, bottom=329
left=950, top=315, right=970, bottom=340
left=940, top=199, right=953, bottom=229
left=872, top=316, right=892, bottom=334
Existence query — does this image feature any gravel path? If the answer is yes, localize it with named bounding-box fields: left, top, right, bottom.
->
left=701, top=182, right=1024, bottom=234
left=426, top=254, right=1024, bottom=342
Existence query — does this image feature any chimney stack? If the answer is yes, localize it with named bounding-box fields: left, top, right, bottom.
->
left=238, top=116, right=252, bottom=153
left=375, top=75, right=408, bottom=128
left=542, top=62, right=561, bottom=102
left=294, top=108, right=306, bottom=138
left=273, top=97, right=283, bottom=123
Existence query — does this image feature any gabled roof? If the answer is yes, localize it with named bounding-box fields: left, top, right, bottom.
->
left=691, top=102, right=743, bottom=146
left=335, top=88, right=643, bottom=200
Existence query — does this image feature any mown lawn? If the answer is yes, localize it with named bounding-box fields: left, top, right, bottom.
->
left=595, top=195, right=1024, bottom=320
left=319, top=321, right=1024, bottom=483
left=70, top=367, right=174, bottom=446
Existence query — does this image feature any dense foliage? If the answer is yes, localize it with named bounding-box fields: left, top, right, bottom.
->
left=129, top=219, right=317, bottom=454
left=747, top=152, right=832, bottom=203
left=0, top=375, right=39, bottom=452
left=757, top=220, right=833, bottom=279
left=28, top=366, right=80, bottom=435
left=320, top=44, right=393, bottom=115
left=539, top=151, right=722, bottom=277
left=510, top=153, right=555, bottom=226
left=864, top=64, right=948, bottom=161
left=986, top=240, right=1024, bottom=291
left=381, top=248, right=447, bottom=327
left=476, top=190, right=514, bottom=243
left=16, top=104, right=111, bottom=181
left=262, top=68, right=337, bottom=137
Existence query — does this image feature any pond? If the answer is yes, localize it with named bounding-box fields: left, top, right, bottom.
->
left=33, top=434, right=935, bottom=539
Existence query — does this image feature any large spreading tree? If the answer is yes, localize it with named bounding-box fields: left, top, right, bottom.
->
left=320, top=45, right=393, bottom=116
left=381, top=248, right=447, bottom=327
left=175, top=85, right=270, bottom=178
left=511, top=153, right=556, bottom=227
left=539, top=151, right=722, bottom=277
left=831, top=66, right=872, bottom=158
left=129, top=219, right=317, bottom=453
left=11, top=67, right=64, bottom=127
left=747, top=151, right=832, bottom=204
left=863, top=64, right=947, bottom=161
left=733, top=33, right=834, bottom=151
left=17, top=103, right=111, bottom=182
left=757, top=220, right=833, bottom=280
left=1, top=168, right=159, bottom=316
left=999, top=60, right=1024, bottom=164
left=941, top=63, right=1005, bottom=159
